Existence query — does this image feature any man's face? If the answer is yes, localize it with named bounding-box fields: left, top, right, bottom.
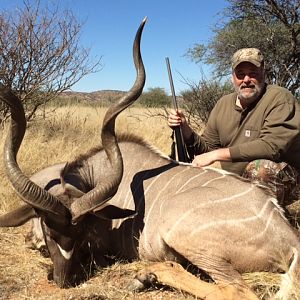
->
left=232, top=62, right=265, bottom=106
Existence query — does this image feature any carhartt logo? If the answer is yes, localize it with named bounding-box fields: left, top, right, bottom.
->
left=245, top=130, right=251, bottom=137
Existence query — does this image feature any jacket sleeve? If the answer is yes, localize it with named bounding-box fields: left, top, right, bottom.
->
left=186, top=103, right=222, bottom=158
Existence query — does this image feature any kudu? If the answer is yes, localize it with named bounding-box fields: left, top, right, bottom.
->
left=1, top=18, right=300, bottom=300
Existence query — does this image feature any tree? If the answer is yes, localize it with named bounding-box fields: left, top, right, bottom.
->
left=138, top=87, right=171, bottom=107
left=0, top=0, right=101, bottom=124
left=181, top=79, right=233, bottom=126
left=187, top=0, right=300, bottom=96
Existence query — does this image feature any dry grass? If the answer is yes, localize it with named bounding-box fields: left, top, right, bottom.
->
left=0, top=105, right=299, bottom=299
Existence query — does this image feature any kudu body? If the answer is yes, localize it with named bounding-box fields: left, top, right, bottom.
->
left=1, top=18, right=300, bottom=299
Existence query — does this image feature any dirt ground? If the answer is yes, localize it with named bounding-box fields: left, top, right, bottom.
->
left=2, top=201, right=297, bottom=300
left=0, top=224, right=201, bottom=300
left=0, top=222, right=291, bottom=300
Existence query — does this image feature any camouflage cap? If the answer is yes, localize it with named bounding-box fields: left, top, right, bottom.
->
left=231, top=48, right=264, bottom=69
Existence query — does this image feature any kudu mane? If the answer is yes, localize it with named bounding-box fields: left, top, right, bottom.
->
left=60, top=131, right=284, bottom=220
left=60, top=133, right=173, bottom=179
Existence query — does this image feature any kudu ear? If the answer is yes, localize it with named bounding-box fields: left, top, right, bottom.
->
left=0, top=204, right=37, bottom=227
left=93, top=204, right=137, bottom=220
left=63, top=183, right=85, bottom=198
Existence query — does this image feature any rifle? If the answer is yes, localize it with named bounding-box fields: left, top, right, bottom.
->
left=165, top=57, right=190, bottom=163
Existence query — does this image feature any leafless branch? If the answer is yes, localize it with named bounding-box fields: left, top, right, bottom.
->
left=0, top=0, right=102, bottom=123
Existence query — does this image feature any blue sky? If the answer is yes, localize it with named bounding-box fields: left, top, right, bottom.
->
left=0, top=0, right=229, bottom=94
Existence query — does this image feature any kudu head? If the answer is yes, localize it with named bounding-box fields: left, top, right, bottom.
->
left=0, top=17, right=146, bottom=287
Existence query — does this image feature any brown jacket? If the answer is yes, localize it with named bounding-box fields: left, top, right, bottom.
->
left=187, top=84, right=300, bottom=175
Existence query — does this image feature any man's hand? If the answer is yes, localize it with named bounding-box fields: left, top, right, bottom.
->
left=167, top=109, right=186, bottom=127
left=167, top=109, right=193, bottom=141
left=192, top=148, right=232, bottom=168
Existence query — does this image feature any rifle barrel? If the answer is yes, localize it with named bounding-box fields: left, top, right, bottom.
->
left=165, top=57, right=189, bottom=163
left=165, top=57, right=178, bottom=110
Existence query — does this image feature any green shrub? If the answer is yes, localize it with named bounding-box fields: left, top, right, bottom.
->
left=138, top=87, right=171, bottom=107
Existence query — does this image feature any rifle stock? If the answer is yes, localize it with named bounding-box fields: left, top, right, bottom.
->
left=165, top=57, right=189, bottom=163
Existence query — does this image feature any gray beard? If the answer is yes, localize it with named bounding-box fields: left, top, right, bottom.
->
left=236, top=83, right=265, bottom=105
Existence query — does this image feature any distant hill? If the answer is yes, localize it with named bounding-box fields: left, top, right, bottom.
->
left=59, top=89, right=182, bottom=107
left=59, top=90, right=127, bottom=105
